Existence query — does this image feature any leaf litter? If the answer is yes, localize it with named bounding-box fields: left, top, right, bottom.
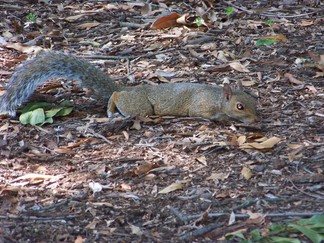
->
left=0, top=0, right=323, bottom=242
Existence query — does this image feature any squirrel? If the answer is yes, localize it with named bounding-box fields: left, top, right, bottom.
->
left=0, top=51, right=260, bottom=123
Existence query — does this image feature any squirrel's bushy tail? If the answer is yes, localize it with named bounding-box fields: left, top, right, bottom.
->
left=0, top=51, right=121, bottom=116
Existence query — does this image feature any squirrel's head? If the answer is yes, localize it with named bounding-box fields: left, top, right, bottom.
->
left=222, top=83, right=260, bottom=124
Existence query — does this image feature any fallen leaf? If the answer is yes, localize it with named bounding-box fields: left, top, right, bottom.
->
left=228, top=211, right=236, bottom=225
left=130, top=224, right=143, bottom=236
left=257, top=34, right=288, bottom=42
left=206, top=172, right=229, bottom=181
left=12, top=173, right=57, bottom=182
left=77, top=22, right=100, bottom=29
left=158, top=179, right=190, bottom=194
left=134, top=163, right=160, bottom=176
left=229, top=62, right=250, bottom=72
left=85, top=220, right=99, bottom=230
left=284, top=73, right=304, bottom=85
left=74, top=235, right=85, bottom=243
left=241, top=167, right=253, bottom=180
left=240, top=137, right=281, bottom=150
left=299, top=20, right=313, bottom=27
left=5, top=43, right=43, bottom=54
left=196, top=156, right=207, bottom=166
left=150, top=12, right=181, bottom=30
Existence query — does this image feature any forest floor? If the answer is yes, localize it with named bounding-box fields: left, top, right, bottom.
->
left=0, top=0, right=323, bottom=242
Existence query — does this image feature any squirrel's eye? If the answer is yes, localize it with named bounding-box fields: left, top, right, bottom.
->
left=236, top=103, right=244, bottom=110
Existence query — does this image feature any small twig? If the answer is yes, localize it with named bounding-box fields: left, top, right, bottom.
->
left=179, top=222, right=222, bottom=241
left=223, top=1, right=324, bottom=18
left=169, top=207, right=324, bottom=223
left=168, top=206, right=191, bottom=224
left=231, top=198, right=260, bottom=211
left=289, top=179, right=324, bottom=200
left=81, top=48, right=179, bottom=60
left=87, top=128, right=113, bottom=144
left=0, top=215, right=78, bottom=221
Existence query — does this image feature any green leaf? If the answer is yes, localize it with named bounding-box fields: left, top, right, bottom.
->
left=195, top=16, right=202, bottom=27
left=250, top=229, right=262, bottom=240
left=225, top=232, right=246, bottom=240
left=270, top=236, right=300, bottom=243
left=42, top=117, right=54, bottom=125
left=308, top=215, right=324, bottom=224
left=269, top=223, right=288, bottom=235
left=55, top=107, right=73, bottom=117
left=289, top=223, right=324, bottom=243
left=19, top=108, right=46, bottom=125
left=19, top=102, right=53, bottom=113
left=256, top=39, right=278, bottom=46
left=265, top=19, right=274, bottom=25
left=225, top=7, right=234, bottom=16
left=45, top=108, right=64, bottom=118
left=45, top=107, right=73, bottom=119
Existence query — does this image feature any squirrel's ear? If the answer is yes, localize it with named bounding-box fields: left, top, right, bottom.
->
left=237, top=80, right=243, bottom=90
left=223, top=83, right=233, bottom=101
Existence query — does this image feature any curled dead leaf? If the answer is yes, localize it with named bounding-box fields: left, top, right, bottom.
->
left=284, top=73, right=304, bottom=85
left=158, top=179, right=191, bottom=194
left=150, top=12, right=181, bottom=30
left=239, top=137, right=281, bottom=150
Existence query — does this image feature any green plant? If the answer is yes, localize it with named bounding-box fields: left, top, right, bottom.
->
left=195, top=16, right=203, bottom=28
left=265, top=19, right=274, bottom=26
left=225, top=215, right=324, bottom=243
left=26, top=12, right=37, bottom=23
left=19, top=101, right=73, bottom=125
left=255, top=39, right=278, bottom=46
left=225, top=7, right=234, bottom=16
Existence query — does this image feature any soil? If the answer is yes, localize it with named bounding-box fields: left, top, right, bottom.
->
left=0, top=0, right=323, bottom=242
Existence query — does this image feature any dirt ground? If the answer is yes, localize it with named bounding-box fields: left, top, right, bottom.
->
left=0, top=0, right=323, bottom=242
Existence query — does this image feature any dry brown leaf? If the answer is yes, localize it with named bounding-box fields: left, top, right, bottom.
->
left=229, top=62, right=250, bottom=72
left=245, top=212, right=266, bottom=224
left=240, top=137, right=280, bottom=150
left=241, top=167, right=253, bottom=180
left=53, top=148, right=76, bottom=154
left=158, top=179, right=190, bottom=194
left=134, top=163, right=160, bottom=176
left=85, top=220, right=99, bottom=230
left=258, top=34, right=288, bottom=42
left=313, top=72, right=324, bottom=78
left=13, top=173, right=57, bottom=182
left=305, top=84, right=318, bottom=94
left=241, top=80, right=256, bottom=87
left=64, top=138, right=94, bottom=149
left=131, top=119, right=141, bottom=130
left=77, top=22, right=100, bottom=29
left=5, top=43, right=43, bottom=54
left=74, top=235, right=85, bottom=243
left=237, top=135, right=246, bottom=146
left=122, top=131, right=130, bottom=141
left=284, top=73, right=304, bottom=85
left=206, top=172, right=229, bottom=181
left=0, top=186, right=21, bottom=195
left=65, top=14, right=93, bottom=22
left=196, top=156, right=207, bottom=166
left=0, top=122, right=9, bottom=132
left=150, top=12, right=181, bottom=30
left=299, top=20, right=313, bottom=27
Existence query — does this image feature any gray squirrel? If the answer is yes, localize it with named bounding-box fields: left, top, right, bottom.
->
left=0, top=51, right=259, bottom=123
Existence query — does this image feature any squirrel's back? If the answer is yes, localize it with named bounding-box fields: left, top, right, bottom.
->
left=0, top=51, right=121, bottom=116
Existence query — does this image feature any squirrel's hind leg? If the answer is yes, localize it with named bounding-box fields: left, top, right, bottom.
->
left=107, top=90, right=154, bottom=118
